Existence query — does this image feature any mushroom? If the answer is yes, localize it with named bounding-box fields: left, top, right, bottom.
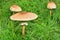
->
left=47, top=0, right=56, bottom=15
left=10, top=5, right=22, bottom=14
left=10, top=12, right=38, bottom=37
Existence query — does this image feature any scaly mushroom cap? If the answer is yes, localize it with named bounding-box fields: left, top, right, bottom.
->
left=10, top=12, right=38, bottom=21
left=10, top=5, right=22, bottom=12
left=47, top=2, right=56, bottom=9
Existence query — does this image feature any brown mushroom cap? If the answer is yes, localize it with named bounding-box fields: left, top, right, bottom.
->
left=47, top=2, right=56, bottom=9
left=10, top=12, right=38, bottom=21
left=10, top=5, right=22, bottom=12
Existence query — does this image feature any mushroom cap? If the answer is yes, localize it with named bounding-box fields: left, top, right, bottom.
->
left=10, top=5, right=22, bottom=12
left=10, top=12, right=38, bottom=21
left=47, top=2, right=56, bottom=9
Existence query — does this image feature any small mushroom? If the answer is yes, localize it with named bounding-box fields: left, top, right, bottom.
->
left=21, top=22, right=28, bottom=36
left=10, top=12, right=38, bottom=37
left=10, top=5, right=22, bottom=14
left=47, top=1, right=56, bottom=15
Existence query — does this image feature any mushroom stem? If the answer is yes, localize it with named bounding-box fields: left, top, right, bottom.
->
left=50, top=9, right=52, bottom=16
left=21, top=22, right=28, bottom=37
left=50, top=0, right=53, bottom=1
left=22, top=25, right=25, bottom=37
left=13, top=12, right=15, bottom=14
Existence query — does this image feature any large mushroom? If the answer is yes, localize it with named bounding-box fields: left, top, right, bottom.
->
left=47, top=0, right=56, bottom=15
left=10, top=12, right=38, bottom=37
left=10, top=5, right=22, bottom=14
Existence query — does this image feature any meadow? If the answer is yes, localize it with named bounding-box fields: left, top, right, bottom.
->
left=0, top=0, right=60, bottom=40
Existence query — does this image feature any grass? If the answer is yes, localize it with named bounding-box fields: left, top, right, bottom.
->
left=0, top=0, right=60, bottom=40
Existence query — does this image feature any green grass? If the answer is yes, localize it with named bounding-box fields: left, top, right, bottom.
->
left=0, top=0, right=60, bottom=40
